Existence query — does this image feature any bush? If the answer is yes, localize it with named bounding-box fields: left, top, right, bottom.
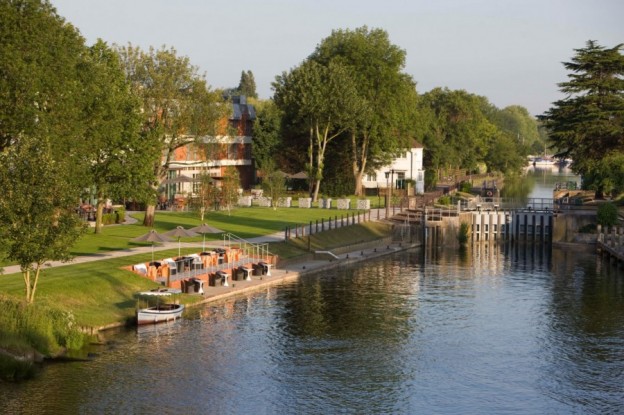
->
left=438, top=195, right=452, bottom=206
left=458, top=222, right=469, bottom=245
left=102, top=206, right=126, bottom=225
left=459, top=181, right=473, bottom=193
left=597, top=202, right=618, bottom=227
left=0, top=296, right=86, bottom=361
left=0, top=354, right=36, bottom=381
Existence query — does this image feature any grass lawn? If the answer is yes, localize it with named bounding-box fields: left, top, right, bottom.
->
left=0, top=207, right=391, bottom=328
left=68, top=207, right=362, bottom=256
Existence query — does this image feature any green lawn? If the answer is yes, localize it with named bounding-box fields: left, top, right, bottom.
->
left=69, top=207, right=363, bottom=256
left=0, top=207, right=390, bottom=328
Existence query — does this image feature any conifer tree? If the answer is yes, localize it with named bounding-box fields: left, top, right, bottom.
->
left=540, top=41, right=624, bottom=195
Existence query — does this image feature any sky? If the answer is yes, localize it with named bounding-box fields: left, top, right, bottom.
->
left=51, top=0, right=623, bottom=116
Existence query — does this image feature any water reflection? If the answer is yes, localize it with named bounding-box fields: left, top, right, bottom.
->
left=2, top=244, right=624, bottom=414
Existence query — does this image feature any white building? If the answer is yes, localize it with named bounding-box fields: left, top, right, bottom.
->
left=361, top=141, right=425, bottom=195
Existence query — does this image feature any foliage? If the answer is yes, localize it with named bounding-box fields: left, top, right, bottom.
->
left=459, top=181, right=473, bottom=193
left=458, top=222, right=469, bottom=246
left=189, top=173, right=219, bottom=220
left=101, top=206, right=126, bottom=225
left=79, top=40, right=158, bottom=234
left=273, top=59, right=362, bottom=201
left=0, top=136, right=87, bottom=303
left=0, top=295, right=86, bottom=364
left=260, top=160, right=287, bottom=210
left=116, top=44, right=227, bottom=226
left=252, top=99, right=283, bottom=170
left=540, top=41, right=624, bottom=196
left=597, top=202, right=618, bottom=227
left=237, top=70, right=258, bottom=98
left=309, top=26, right=421, bottom=196
left=420, top=88, right=497, bottom=174
left=0, top=0, right=86, bottom=153
left=581, top=153, right=624, bottom=197
left=437, top=195, right=452, bottom=206
left=220, top=166, right=241, bottom=215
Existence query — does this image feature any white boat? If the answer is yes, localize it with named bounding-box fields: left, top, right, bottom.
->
left=136, top=288, right=185, bottom=325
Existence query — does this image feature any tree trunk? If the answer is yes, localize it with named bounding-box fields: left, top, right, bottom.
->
left=23, top=269, right=30, bottom=302
left=95, top=196, right=105, bottom=234
left=28, top=266, right=42, bottom=304
left=143, top=204, right=156, bottom=227
left=350, top=131, right=369, bottom=197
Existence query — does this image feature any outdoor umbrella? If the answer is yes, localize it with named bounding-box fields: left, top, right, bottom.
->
left=131, top=230, right=173, bottom=262
left=163, top=226, right=199, bottom=257
left=190, top=223, right=223, bottom=251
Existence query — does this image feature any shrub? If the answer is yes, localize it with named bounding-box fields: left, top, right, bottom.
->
left=597, top=202, right=618, bottom=227
left=459, top=181, right=473, bottom=193
left=438, top=195, right=452, bottom=206
left=0, top=296, right=86, bottom=360
left=458, top=222, right=469, bottom=246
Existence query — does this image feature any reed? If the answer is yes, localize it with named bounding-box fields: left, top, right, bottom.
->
left=0, top=295, right=86, bottom=361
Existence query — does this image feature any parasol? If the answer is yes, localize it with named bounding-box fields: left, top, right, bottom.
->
left=190, top=223, right=223, bottom=251
left=163, top=226, right=199, bottom=257
left=131, top=230, right=173, bottom=262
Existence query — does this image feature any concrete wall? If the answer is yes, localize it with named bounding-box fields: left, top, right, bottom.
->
left=552, top=211, right=596, bottom=243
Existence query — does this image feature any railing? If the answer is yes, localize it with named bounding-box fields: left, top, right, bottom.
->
left=223, top=232, right=273, bottom=265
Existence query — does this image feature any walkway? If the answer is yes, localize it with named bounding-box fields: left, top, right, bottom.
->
left=0, top=208, right=391, bottom=276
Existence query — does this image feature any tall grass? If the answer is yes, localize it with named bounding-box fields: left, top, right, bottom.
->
left=0, top=296, right=85, bottom=364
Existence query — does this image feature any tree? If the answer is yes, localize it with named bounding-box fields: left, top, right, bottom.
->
left=420, top=88, right=496, bottom=178
left=238, top=70, right=258, bottom=99
left=273, top=60, right=361, bottom=201
left=252, top=99, right=283, bottom=170
left=540, top=41, right=624, bottom=196
left=0, top=0, right=86, bottom=153
left=78, top=40, right=158, bottom=234
left=309, top=27, right=420, bottom=196
left=0, top=137, right=86, bottom=303
left=261, top=160, right=287, bottom=210
left=220, top=166, right=241, bottom=215
left=190, top=173, right=219, bottom=221
left=116, top=45, right=226, bottom=226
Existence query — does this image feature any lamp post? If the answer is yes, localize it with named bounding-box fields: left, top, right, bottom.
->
left=385, top=171, right=390, bottom=219
left=391, top=169, right=395, bottom=215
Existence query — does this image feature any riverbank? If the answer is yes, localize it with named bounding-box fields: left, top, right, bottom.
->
left=0, top=218, right=405, bottom=379
left=94, top=236, right=415, bottom=333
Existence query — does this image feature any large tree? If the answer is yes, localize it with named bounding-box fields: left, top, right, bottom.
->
left=420, top=88, right=496, bottom=180
left=78, top=40, right=158, bottom=233
left=0, top=0, right=90, bottom=303
left=273, top=60, right=362, bottom=201
left=116, top=45, right=226, bottom=226
left=540, top=40, right=624, bottom=196
left=252, top=99, right=283, bottom=170
left=0, top=137, right=86, bottom=303
left=0, top=0, right=85, bottom=153
left=238, top=70, right=258, bottom=99
left=309, top=27, right=420, bottom=196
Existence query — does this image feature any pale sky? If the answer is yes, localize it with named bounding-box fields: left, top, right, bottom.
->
left=51, top=0, right=623, bottom=116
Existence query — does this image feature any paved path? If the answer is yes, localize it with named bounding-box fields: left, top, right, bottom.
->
left=1, top=208, right=393, bottom=276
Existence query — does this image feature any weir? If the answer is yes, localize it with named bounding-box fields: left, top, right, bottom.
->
left=390, top=197, right=559, bottom=245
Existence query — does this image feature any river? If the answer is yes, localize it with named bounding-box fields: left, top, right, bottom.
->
left=2, top=167, right=623, bottom=414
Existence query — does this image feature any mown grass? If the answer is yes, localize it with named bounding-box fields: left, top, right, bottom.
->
left=69, top=207, right=360, bottom=256
left=0, top=210, right=392, bottom=381
left=0, top=207, right=390, bottom=328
